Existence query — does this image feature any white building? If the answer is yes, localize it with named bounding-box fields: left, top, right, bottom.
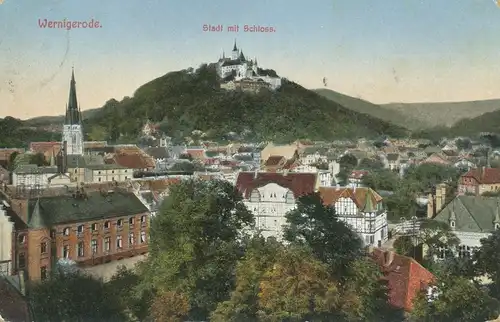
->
left=433, top=195, right=498, bottom=259
left=12, top=165, right=71, bottom=188
left=83, top=164, right=134, bottom=183
left=291, top=165, right=332, bottom=187
left=216, top=41, right=282, bottom=90
left=0, top=205, right=13, bottom=275
left=318, top=186, right=389, bottom=246
left=235, top=171, right=318, bottom=240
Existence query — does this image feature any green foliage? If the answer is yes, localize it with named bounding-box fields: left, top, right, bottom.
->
left=0, top=117, right=60, bottom=148
left=85, top=65, right=407, bottom=142
left=29, top=271, right=126, bottom=322
left=357, top=157, right=384, bottom=171
left=393, top=235, right=415, bottom=257
left=137, top=178, right=254, bottom=321
left=284, top=192, right=364, bottom=277
left=169, top=161, right=205, bottom=172
left=107, top=265, right=150, bottom=321
left=362, top=169, right=400, bottom=191
left=410, top=275, right=500, bottom=322
left=29, top=152, right=48, bottom=166
left=475, top=229, right=500, bottom=298
left=211, top=236, right=284, bottom=322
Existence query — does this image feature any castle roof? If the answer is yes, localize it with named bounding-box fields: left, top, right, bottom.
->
left=221, top=59, right=243, bottom=67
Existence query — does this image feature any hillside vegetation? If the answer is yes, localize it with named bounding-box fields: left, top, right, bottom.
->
left=314, top=88, right=428, bottom=130
left=81, top=64, right=407, bottom=142
left=0, top=117, right=60, bottom=148
left=382, top=100, right=500, bottom=128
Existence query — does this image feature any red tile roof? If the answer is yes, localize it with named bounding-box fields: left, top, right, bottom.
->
left=462, top=167, right=500, bottom=184
left=349, top=170, right=368, bottom=179
left=30, top=142, right=61, bottom=155
left=108, top=153, right=155, bottom=169
left=318, top=187, right=383, bottom=209
left=264, top=156, right=285, bottom=167
left=185, top=149, right=206, bottom=160
left=371, top=248, right=434, bottom=312
left=235, top=172, right=317, bottom=198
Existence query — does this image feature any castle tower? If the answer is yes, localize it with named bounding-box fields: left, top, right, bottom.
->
left=62, top=68, right=84, bottom=155
left=231, top=40, right=239, bottom=60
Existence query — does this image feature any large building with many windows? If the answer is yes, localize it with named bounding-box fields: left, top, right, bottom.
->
left=9, top=187, right=150, bottom=281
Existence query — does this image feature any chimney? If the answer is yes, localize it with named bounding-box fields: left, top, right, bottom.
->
left=254, top=169, right=258, bottom=179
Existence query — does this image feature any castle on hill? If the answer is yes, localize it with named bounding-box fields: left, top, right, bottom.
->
left=216, top=41, right=282, bottom=92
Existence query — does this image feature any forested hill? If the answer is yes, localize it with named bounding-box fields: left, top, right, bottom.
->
left=84, top=64, right=407, bottom=142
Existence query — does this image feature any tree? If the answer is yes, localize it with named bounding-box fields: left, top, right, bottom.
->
left=362, top=169, right=400, bottom=191
left=257, top=246, right=343, bottom=322
left=455, top=138, right=472, bottom=150
left=410, top=275, right=500, bottom=322
left=107, top=265, right=150, bottom=321
left=284, top=192, right=364, bottom=277
left=475, top=229, right=500, bottom=298
left=339, top=154, right=358, bottom=168
left=393, top=235, right=416, bottom=257
left=211, top=236, right=283, bottom=322
left=150, top=291, right=189, bottom=322
left=7, top=151, right=19, bottom=171
left=29, top=152, right=48, bottom=166
left=30, top=271, right=125, bottom=322
left=169, top=161, right=204, bottom=172
left=357, top=158, right=384, bottom=171
left=87, top=125, right=108, bottom=141
left=137, top=179, right=254, bottom=321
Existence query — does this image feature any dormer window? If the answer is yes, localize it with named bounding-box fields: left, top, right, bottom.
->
left=63, top=227, right=70, bottom=236
left=495, top=223, right=500, bottom=230
left=450, top=221, right=455, bottom=228
left=18, top=235, right=26, bottom=244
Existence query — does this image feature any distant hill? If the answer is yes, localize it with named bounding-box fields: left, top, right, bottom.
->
left=75, top=64, right=407, bottom=142
left=382, top=100, right=500, bottom=128
left=25, top=108, right=101, bottom=126
left=313, top=89, right=428, bottom=130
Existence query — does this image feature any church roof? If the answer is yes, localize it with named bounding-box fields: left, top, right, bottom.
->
left=65, top=69, right=81, bottom=125
left=233, top=40, right=238, bottom=51
left=235, top=172, right=317, bottom=199
left=221, top=59, right=243, bottom=67
left=239, top=51, right=246, bottom=61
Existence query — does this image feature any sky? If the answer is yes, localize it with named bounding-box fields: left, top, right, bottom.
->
left=1, top=0, right=500, bottom=119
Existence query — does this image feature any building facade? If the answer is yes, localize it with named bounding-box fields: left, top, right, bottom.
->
left=319, top=187, right=389, bottom=246
left=235, top=171, right=318, bottom=240
left=10, top=189, right=150, bottom=281
left=458, top=167, right=500, bottom=196
left=83, top=164, right=134, bottom=183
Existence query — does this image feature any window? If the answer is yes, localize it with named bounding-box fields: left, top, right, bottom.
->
left=77, top=225, right=84, bottom=235
left=18, top=235, right=26, bottom=244
left=129, top=217, right=135, bottom=226
left=125, top=176, right=128, bottom=180
left=112, top=177, right=115, bottom=181
left=117, top=219, right=123, bottom=227
left=129, top=233, right=135, bottom=247
left=91, top=223, right=98, bottom=231
left=450, top=221, right=455, bottom=228
left=104, top=221, right=110, bottom=229
left=91, top=239, right=98, bottom=254
left=63, top=245, right=70, bottom=258
left=74, top=169, right=77, bottom=173
left=116, top=235, right=123, bottom=249
left=458, top=245, right=472, bottom=258
left=98, top=171, right=101, bottom=174
left=140, top=231, right=147, bottom=243
left=40, top=266, right=47, bottom=280
left=18, top=253, right=26, bottom=268
left=112, top=170, right=114, bottom=174
left=98, top=178, right=101, bottom=182
left=140, top=215, right=147, bottom=225
left=496, top=223, right=500, bottom=230
left=77, top=242, right=84, bottom=257
left=63, top=227, right=70, bottom=236
left=40, top=242, right=47, bottom=254
left=104, top=237, right=111, bottom=252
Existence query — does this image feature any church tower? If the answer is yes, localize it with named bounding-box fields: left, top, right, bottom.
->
left=62, top=68, right=84, bottom=155
left=231, top=40, right=239, bottom=60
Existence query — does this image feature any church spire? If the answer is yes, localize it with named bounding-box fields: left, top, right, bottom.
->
left=233, top=39, right=237, bottom=51
left=65, top=68, right=80, bottom=125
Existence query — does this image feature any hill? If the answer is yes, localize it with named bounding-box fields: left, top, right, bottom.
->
left=25, top=108, right=100, bottom=126
left=382, top=100, right=500, bottom=128
left=0, top=117, right=61, bottom=148
left=313, top=88, right=428, bottom=130
left=81, top=64, right=407, bottom=142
